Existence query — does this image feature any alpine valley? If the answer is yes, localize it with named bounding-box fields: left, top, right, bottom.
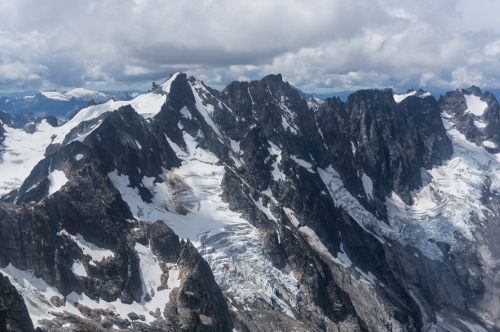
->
left=1, top=73, right=499, bottom=331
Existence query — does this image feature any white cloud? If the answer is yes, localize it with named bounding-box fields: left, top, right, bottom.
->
left=123, top=65, right=154, bottom=76
left=451, top=67, right=484, bottom=88
left=0, top=0, right=499, bottom=92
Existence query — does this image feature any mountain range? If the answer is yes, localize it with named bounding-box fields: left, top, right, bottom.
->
left=0, top=89, right=140, bottom=128
left=0, top=73, right=499, bottom=331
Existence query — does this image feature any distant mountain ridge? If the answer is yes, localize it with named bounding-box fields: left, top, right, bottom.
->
left=0, top=89, right=141, bottom=127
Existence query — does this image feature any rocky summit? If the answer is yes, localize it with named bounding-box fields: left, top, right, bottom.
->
left=0, top=73, right=499, bottom=331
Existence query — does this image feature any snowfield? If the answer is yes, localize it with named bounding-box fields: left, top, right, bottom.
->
left=109, top=130, right=300, bottom=317
left=0, top=120, right=56, bottom=196
left=0, top=75, right=180, bottom=197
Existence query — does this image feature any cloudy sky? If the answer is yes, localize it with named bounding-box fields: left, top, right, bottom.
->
left=1, top=0, right=500, bottom=93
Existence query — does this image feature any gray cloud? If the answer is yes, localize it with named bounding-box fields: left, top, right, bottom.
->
left=0, top=0, right=499, bottom=92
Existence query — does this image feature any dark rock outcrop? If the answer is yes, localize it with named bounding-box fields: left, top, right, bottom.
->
left=317, top=89, right=452, bottom=217
left=439, top=85, right=500, bottom=153
left=215, top=81, right=430, bottom=330
left=0, top=275, right=35, bottom=332
left=163, top=241, right=234, bottom=332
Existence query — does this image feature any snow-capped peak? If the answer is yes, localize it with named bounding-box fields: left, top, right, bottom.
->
left=160, top=72, right=181, bottom=93
left=40, top=91, right=71, bottom=101
left=64, top=88, right=108, bottom=103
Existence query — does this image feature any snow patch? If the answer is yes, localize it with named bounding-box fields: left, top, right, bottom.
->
left=268, top=141, right=285, bottom=181
left=180, top=106, right=192, bottom=119
left=394, top=91, right=417, bottom=103
left=71, top=260, right=88, bottom=277
left=318, top=165, right=392, bottom=244
left=465, top=94, right=488, bottom=116
left=299, top=226, right=351, bottom=268
left=135, top=242, right=179, bottom=310
left=458, top=319, right=488, bottom=332
left=336, top=243, right=353, bottom=268
left=75, top=154, right=84, bottom=161
left=0, top=263, right=84, bottom=327
left=160, top=73, right=180, bottom=93
left=290, top=155, right=315, bottom=173
left=230, top=140, right=241, bottom=153
left=65, top=290, right=161, bottom=324
left=252, top=196, right=277, bottom=222
left=355, top=268, right=377, bottom=284
left=48, top=169, right=68, bottom=195
left=190, top=81, right=222, bottom=137
left=361, top=172, right=373, bottom=200
left=284, top=207, right=300, bottom=228
left=474, top=120, right=487, bottom=129
left=58, top=230, right=115, bottom=263
left=278, top=96, right=299, bottom=135
left=483, top=140, right=496, bottom=149
left=72, top=120, right=103, bottom=143
left=281, top=115, right=297, bottom=134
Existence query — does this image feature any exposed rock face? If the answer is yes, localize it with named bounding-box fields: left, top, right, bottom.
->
left=164, top=241, right=234, bottom=331
left=439, top=85, right=500, bottom=152
left=0, top=73, right=498, bottom=331
left=216, top=76, right=423, bottom=331
left=317, top=89, right=453, bottom=217
left=0, top=275, right=35, bottom=332
left=0, top=102, right=232, bottom=330
left=142, top=221, right=181, bottom=263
